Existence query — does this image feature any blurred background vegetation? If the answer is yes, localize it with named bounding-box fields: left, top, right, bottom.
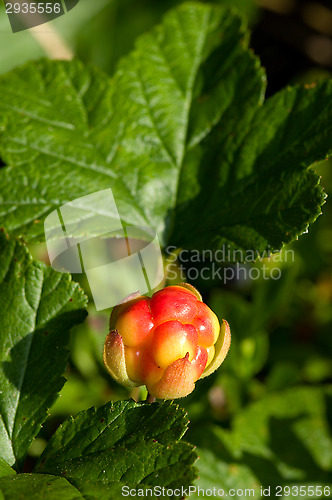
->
left=1, top=0, right=331, bottom=494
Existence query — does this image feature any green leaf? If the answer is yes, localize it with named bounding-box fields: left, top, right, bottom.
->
left=0, top=475, right=164, bottom=500
left=0, top=459, right=15, bottom=479
left=0, top=3, right=260, bottom=246
left=0, top=231, right=87, bottom=470
left=0, top=474, right=84, bottom=500
left=37, top=400, right=197, bottom=495
left=176, top=83, right=330, bottom=253
left=75, top=0, right=258, bottom=76
left=190, top=386, right=332, bottom=497
left=0, top=2, right=330, bottom=255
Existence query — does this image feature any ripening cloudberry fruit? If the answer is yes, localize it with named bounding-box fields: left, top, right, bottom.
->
left=103, top=284, right=231, bottom=399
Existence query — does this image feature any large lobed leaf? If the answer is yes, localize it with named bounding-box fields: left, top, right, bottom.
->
left=34, top=400, right=197, bottom=498
left=0, top=402, right=196, bottom=498
left=0, top=230, right=87, bottom=470
left=0, top=3, right=330, bottom=255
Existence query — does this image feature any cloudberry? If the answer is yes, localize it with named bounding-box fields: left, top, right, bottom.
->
left=103, top=284, right=230, bottom=399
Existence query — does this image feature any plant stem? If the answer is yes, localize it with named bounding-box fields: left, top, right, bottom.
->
left=146, top=393, right=156, bottom=403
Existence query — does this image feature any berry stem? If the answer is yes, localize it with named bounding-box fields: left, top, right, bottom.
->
left=146, top=392, right=156, bottom=403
